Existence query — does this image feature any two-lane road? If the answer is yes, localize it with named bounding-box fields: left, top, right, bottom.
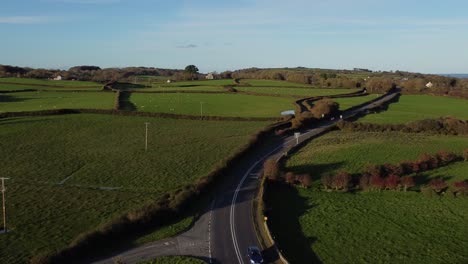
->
left=94, top=91, right=399, bottom=264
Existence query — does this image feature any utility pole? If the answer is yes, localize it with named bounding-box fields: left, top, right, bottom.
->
left=1, top=177, right=9, bottom=233
left=144, top=122, right=150, bottom=151
left=200, top=102, right=204, bottom=119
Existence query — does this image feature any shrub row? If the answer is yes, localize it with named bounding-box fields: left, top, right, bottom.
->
left=337, top=117, right=468, bottom=135
left=113, top=90, right=122, bottom=110
left=31, top=118, right=291, bottom=264
left=318, top=150, right=467, bottom=196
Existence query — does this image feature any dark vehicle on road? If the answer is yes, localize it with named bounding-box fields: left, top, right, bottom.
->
left=247, top=246, right=264, bottom=264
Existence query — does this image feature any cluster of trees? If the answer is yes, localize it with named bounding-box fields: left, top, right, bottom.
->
left=226, top=67, right=468, bottom=98
left=289, top=98, right=341, bottom=130
left=337, top=117, right=468, bottom=135
left=0, top=64, right=183, bottom=83
left=318, top=150, right=467, bottom=196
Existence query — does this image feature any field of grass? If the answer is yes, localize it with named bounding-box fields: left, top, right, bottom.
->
left=0, top=77, right=102, bottom=89
left=236, top=87, right=359, bottom=97
left=0, top=91, right=115, bottom=112
left=130, top=93, right=295, bottom=117
left=162, top=79, right=235, bottom=87
left=138, top=256, right=205, bottom=264
left=332, top=94, right=380, bottom=110
left=267, top=185, right=468, bottom=264
left=0, top=114, right=269, bottom=263
left=286, top=131, right=468, bottom=183
left=240, top=79, right=312, bottom=87
left=139, top=86, right=224, bottom=92
left=272, top=129, right=468, bottom=263
left=360, top=95, right=468, bottom=124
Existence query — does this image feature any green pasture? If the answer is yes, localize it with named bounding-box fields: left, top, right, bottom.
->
left=0, top=77, right=102, bottom=89
left=0, top=91, right=115, bottom=112
left=236, top=87, right=359, bottom=97
left=332, top=94, right=380, bottom=110
left=240, top=79, right=311, bottom=87
left=360, top=95, right=468, bottom=123
left=0, top=114, right=268, bottom=263
left=267, top=185, right=468, bottom=264
left=286, top=131, right=468, bottom=182
left=130, top=93, right=295, bottom=117
left=162, top=79, right=235, bottom=87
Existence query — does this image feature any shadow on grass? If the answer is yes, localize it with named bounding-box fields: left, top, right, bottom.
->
left=265, top=182, right=322, bottom=264
left=0, top=94, right=31, bottom=103
left=120, top=91, right=137, bottom=111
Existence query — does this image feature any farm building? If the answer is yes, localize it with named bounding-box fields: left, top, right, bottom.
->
left=426, top=82, right=434, bottom=88
left=205, top=73, right=215, bottom=80
left=53, top=75, right=63, bottom=81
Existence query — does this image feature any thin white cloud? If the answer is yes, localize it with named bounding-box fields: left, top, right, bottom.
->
left=50, top=0, right=120, bottom=3
left=0, top=16, right=52, bottom=24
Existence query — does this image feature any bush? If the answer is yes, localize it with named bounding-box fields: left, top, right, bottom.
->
left=285, top=172, right=296, bottom=184
left=429, top=179, right=448, bottom=194
left=385, top=175, right=400, bottom=190
left=369, top=174, right=385, bottom=191
left=300, top=174, right=312, bottom=188
left=464, top=148, right=468, bottom=161
left=453, top=181, right=468, bottom=196
left=321, top=174, right=333, bottom=190
left=359, top=174, right=370, bottom=191
left=420, top=186, right=435, bottom=197
left=401, top=176, right=415, bottom=192
left=263, top=159, right=280, bottom=181
left=310, top=98, right=340, bottom=119
left=332, top=171, right=351, bottom=191
left=436, top=150, right=458, bottom=165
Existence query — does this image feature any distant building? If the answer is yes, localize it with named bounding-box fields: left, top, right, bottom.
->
left=205, top=73, right=215, bottom=80
left=53, top=75, right=63, bottom=81
left=426, top=82, right=434, bottom=88
left=354, top=68, right=372, bottom=72
left=166, top=79, right=173, bottom=83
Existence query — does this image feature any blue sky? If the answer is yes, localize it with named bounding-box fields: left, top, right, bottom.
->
left=1, top=0, right=468, bottom=73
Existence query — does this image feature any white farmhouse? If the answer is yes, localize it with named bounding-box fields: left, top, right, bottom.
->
left=53, top=75, right=63, bottom=81
left=205, top=73, right=215, bottom=80
left=425, top=82, right=434, bottom=88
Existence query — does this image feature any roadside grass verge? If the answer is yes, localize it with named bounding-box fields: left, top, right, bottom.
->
left=0, top=91, right=115, bottom=112
left=359, top=95, right=468, bottom=124
left=130, top=93, right=295, bottom=118
left=0, top=114, right=269, bottom=263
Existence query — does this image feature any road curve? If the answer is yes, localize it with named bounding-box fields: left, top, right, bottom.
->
left=93, top=91, right=399, bottom=264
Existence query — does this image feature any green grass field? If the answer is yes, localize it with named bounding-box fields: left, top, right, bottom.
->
left=0, top=77, right=102, bottom=89
left=130, top=93, right=295, bottom=117
left=138, top=86, right=224, bottom=92
left=240, top=79, right=312, bottom=87
left=271, top=130, right=468, bottom=263
left=162, top=79, right=235, bottom=87
left=0, top=114, right=269, bottom=263
left=267, top=185, right=468, bottom=264
left=236, top=87, right=359, bottom=97
left=332, top=94, right=380, bottom=110
left=286, top=131, right=468, bottom=183
left=360, top=95, right=468, bottom=123
left=0, top=91, right=115, bottom=112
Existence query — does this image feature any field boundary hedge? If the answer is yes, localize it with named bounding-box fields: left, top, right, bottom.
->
left=0, top=108, right=283, bottom=122
left=0, top=81, right=102, bottom=89
left=31, top=118, right=292, bottom=264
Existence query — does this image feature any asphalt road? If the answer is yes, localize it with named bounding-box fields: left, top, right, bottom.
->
left=93, top=91, right=399, bottom=264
